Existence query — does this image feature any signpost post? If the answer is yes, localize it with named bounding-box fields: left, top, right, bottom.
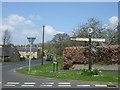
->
left=53, top=58, right=58, bottom=72
left=71, top=28, right=105, bottom=70
left=27, top=37, right=36, bottom=72
left=88, top=28, right=92, bottom=70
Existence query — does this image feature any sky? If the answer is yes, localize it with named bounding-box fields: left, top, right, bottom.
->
left=0, top=2, right=118, bottom=45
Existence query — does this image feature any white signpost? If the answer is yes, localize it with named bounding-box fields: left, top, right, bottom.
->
left=71, top=38, right=105, bottom=42
left=27, top=37, right=36, bottom=72
left=71, top=28, right=105, bottom=70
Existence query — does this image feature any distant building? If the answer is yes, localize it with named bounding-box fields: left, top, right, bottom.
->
left=0, top=45, right=20, bottom=62
left=16, top=46, right=40, bottom=60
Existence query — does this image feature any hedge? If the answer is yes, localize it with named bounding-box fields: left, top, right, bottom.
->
left=62, top=45, right=120, bottom=69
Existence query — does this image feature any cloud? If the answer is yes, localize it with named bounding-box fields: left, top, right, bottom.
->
left=109, top=16, right=118, bottom=25
left=103, top=16, right=118, bottom=30
left=0, top=14, right=39, bottom=45
left=22, top=29, right=39, bottom=36
left=0, top=25, right=14, bottom=31
left=4, top=14, right=34, bottom=26
left=29, top=14, right=42, bottom=20
left=45, top=25, right=64, bottom=35
left=109, top=16, right=118, bottom=29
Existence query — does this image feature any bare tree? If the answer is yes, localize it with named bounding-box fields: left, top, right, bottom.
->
left=2, top=29, right=11, bottom=45
left=2, top=29, right=11, bottom=62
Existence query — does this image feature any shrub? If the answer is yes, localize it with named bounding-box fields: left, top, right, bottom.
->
left=81, top=69, right=101, bottom=75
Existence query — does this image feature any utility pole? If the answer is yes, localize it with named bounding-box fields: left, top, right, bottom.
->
left=42, top=25, right=45, bottom=65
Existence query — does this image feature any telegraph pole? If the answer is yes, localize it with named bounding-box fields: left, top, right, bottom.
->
left=42, top=25, right=45, bottom=65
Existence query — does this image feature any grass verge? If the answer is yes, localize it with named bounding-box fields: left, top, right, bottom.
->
left=16, top=60, right=119, bottom=82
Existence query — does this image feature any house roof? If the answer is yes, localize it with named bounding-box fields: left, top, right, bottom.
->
left=0, top=46, right=16, bottom=57
left=16, top=47, right=38, bottom=52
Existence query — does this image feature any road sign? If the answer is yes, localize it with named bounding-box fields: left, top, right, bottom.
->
left=71, top=38, right=89, bottom=41
left=71, top=38, right=105, bottom=42
left=91, top=38, right=105, bottom=42
left=91, top=47, right=99, bottom=52
left=27, top=37, right=36, bottom=72
left=27, top=37, right=36, bottom=45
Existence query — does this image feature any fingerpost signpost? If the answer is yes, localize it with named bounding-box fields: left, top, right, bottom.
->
left=71, top=28, right=105, bottom=70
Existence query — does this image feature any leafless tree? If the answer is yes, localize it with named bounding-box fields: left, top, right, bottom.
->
left=2, top=29, right=11, bottom=62
left=2, top=29, right=11, bottom=45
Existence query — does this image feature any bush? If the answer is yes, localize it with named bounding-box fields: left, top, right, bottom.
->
left=81, top=69, right=101, bottom=75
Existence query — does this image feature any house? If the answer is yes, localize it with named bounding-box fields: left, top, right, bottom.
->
left=16, top=46, right=40, bottom=60
left=0, top=45, right=20, bottom=62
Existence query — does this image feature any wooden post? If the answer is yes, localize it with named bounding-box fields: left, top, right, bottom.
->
left=42, top=25, right=45, bottom=65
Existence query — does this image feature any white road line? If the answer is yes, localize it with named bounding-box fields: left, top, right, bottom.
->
left=58, top=83, right=70, bottom=84
left=40, top=85, right=53, bottom=87
left=42, top=83, right=54, bottom=84
left=21, top=85, right=34, bottom=87
left=58, top=85, right=71, bottom=87
left=4, top=85, right=16, bottom=87
left=0, top=82, right=2, bottom=84
left=7, top=82, right=19, bottom=85
left=77, top=85, right=90, bottom=87
left=95, top=85, right=107, bottom=87
left=24, top=82, right=36, bottom=85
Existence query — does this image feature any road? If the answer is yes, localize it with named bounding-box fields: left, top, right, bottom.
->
left=0, top=60, right=119, bottom=89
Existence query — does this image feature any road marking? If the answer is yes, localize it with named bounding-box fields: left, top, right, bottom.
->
left=0, top=82, right=2, bottom=84
left=24, top=82, right=36, bottom=85
left=21, top=85, right=34, bottom=87
left=4, top=85, right=16, bottom=87
left=58, top=85, right=71, bottom=87
left=40, top=85, right=53, bottom=87
left=42, top=82, right=54, bottom=84
left=7, top=82, right=19, bottom=85
left=58, top=83, right=70, bottom=84
left=95, top=85, right=107, bottom=87
left=77, top=85, right=90, bottom=87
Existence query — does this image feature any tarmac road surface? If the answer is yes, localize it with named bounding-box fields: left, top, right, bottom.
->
left=0, top=60, right=118, bottom=89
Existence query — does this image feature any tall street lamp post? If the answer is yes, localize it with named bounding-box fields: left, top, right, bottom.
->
left=27, top=37, right=36, bottom=72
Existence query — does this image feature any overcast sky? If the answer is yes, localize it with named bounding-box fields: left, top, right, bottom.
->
left=0, top=2, right=118, bottom=45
